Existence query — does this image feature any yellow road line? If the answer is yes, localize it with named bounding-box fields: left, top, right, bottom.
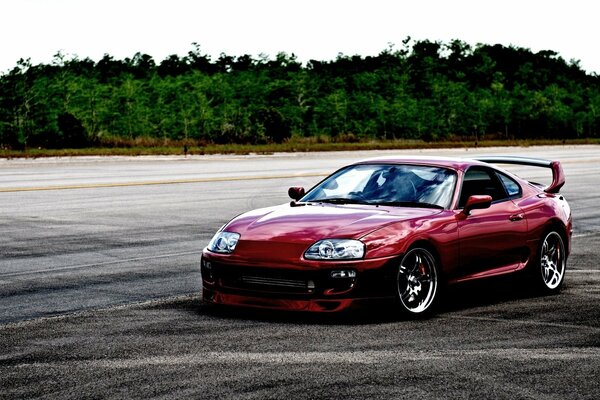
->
left=0, top=172, right=327, bottom=193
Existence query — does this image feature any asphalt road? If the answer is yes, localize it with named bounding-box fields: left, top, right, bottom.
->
left=1, top=146, right=599, bottom=399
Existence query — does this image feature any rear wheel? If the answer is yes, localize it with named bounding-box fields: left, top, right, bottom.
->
left=396, top=247, right=439, bottom=315
left=535, top=230, right=566, bottom=292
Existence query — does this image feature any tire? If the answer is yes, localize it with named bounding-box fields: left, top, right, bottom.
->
left=396, top=247, right=440, bottom=315
left=534, top=230, right=567, bottom=293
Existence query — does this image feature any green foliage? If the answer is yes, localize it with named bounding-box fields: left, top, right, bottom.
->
left=1, top=40, right=599, bottom=150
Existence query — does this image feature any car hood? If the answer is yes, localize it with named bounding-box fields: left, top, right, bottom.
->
left=225, top=203, right=440, bottom=244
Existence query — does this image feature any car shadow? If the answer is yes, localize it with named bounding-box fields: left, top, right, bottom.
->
left=171, top=275, right=552, bottom=325
left=439, top=273, right=543, bottom=313
left=196, top=301, right=395, bottom=325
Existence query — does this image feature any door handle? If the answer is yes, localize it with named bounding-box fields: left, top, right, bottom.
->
left=509, top=213, right=524, bottom=221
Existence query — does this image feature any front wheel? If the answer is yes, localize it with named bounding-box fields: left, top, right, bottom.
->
left=535, top=230, right=566, bottom=292
left=396, top=247, right=440, bottom=315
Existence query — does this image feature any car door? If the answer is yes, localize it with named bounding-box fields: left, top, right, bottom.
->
left=455, top=167, right=528, bottom=279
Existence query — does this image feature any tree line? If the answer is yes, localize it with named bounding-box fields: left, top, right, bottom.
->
left=1, top=39, right=599, bottom=149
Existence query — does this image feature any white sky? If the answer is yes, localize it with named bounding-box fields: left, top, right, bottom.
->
left=2, top=0, right=599, bottom=75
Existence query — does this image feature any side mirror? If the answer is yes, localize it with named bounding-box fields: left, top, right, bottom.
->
left=288, top=187, right=305, bottom=201
left=462, top=195, right=492, bottom=216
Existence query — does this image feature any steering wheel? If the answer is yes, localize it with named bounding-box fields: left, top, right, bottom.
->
left=391, top=180, right=417, bottom=202
left=348, top=191, right=367, bottom=201
left=407, top=180, right=417, bottom=200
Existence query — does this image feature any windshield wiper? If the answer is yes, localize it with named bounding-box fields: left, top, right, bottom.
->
left=373, top=201, right=444, bottom=209
left=309, top=198, right=366, bottom=205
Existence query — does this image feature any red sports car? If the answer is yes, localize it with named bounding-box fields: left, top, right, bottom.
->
left=201, top=156, right=572, bottom=315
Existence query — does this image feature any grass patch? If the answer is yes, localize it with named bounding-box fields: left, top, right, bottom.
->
left=1, top=137, right=599, bottom=158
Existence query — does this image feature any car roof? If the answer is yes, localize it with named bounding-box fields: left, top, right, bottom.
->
left=354, top=155, right=488, bottom=172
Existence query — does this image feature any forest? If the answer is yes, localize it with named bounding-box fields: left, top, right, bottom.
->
left=1, top=39, right=599, bottom=150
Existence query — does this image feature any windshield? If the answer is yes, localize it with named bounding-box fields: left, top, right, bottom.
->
left=302, top=164, right=456, bottom=209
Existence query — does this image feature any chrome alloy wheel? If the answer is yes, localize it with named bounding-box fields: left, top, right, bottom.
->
left=397, top=248, right=438, bottom=314
left=540, top=231, right=566, bottom=290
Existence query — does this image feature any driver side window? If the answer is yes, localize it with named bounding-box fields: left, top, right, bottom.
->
left=459, top=167, right=509, bottom=208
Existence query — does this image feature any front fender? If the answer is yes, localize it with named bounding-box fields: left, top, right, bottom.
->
left=361, top=211, right=459, bottom=272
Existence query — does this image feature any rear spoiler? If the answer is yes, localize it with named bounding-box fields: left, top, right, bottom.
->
left=474, top=156, right=565, bottom=193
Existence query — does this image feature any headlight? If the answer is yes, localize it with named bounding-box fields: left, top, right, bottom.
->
left=207, top=231, right=240, bottom=254
left=304, top=239, right=365, bottom=260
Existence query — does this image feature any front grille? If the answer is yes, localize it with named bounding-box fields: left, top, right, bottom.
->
left=216, top=264, right=317, bottom=295
left=241, top=275, right=312, bottom=290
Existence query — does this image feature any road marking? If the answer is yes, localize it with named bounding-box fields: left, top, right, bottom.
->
left=0, top=250, right=203, bottom=278
left=572, top=232, right=599, bottom=238
left=443, top=314, right=600, bottom=331
left=569, top=269, right=600, bottom=273
left=0, top=172, right=328, bottom=193
left=10, top=347, right=600, bottom=369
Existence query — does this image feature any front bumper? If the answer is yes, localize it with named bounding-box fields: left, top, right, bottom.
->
left=201, top=251, right=399, bottom=312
